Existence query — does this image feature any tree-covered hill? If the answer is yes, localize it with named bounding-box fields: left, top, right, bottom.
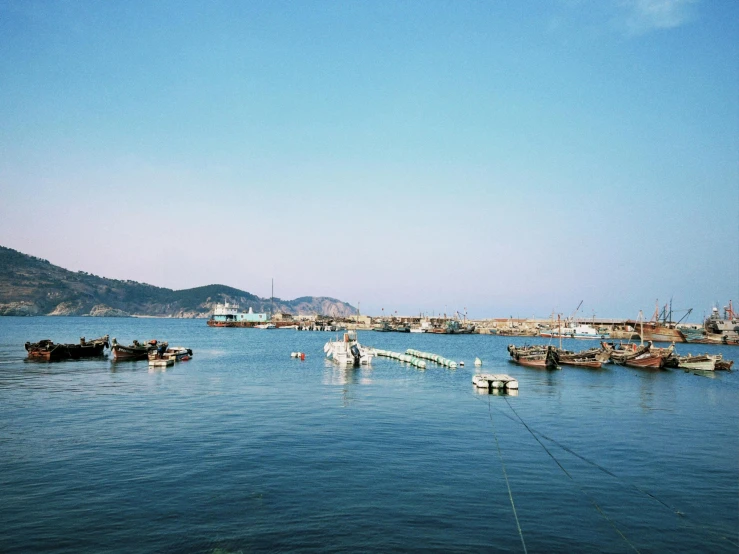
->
left=0, top=245, right=356, bottom=318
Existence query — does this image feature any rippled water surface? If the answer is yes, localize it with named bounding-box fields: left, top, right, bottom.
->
left=1, top=317, right=737, bottom=553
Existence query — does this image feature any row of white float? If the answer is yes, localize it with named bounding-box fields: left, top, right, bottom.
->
left=371, top=348, right=428, bottom=369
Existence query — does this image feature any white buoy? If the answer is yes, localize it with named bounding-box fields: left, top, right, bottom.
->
left=474, top=357, right=482, bottom=367
left=291, top=352, right=298, bottom=358
left=459, top=361, right=465, bottom=367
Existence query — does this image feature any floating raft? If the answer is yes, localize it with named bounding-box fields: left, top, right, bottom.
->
left=371, top=348, right=427, bottom=369
left=472, top=373, right=519, bottom=391
left=405, top=349, right=457, bottom=368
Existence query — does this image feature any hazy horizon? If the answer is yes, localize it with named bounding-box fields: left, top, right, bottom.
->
left=1, top=1, right=737, bottom=321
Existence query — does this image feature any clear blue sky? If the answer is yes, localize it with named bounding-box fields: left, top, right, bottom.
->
left=0, top=0, right=736, bottom=320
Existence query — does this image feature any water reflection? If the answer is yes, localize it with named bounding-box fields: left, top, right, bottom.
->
left=474, top=387, right=519, bottom=397
left=322, top=361, right=373, bottom=386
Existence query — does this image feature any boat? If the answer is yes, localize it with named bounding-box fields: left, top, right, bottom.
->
left=255, top=323, right=276, bottom=329
left=207, top=303, right=270, bottom=328
left=324, top=331, right=373, bottom=366
left=507, top=344, right=560, bottom=369
left=148, top=345, right=193, bottom=363
left=698, top=302, right=739, bottom=345
left=540, top=323, right=608, bottom=340
left=627, top=302, right=690, bottom=343
left=25, top=335, right=110, bottom=361
left=410, top=319, right=433, bottom=333
left=111, top=338, right=159, bottom=361
left=679, top=327, right=724, bottom=344
left=373, top=321, right=393, bottom=332
left=430, top=320, right=475, bottom=334
left=602, top=341, right=651, bottom=365
left=677, top=354, right=720, bottom=371
left=623, top=352, right=665, bottom=369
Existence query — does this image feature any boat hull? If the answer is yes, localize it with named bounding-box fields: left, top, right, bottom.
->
left=630, top=322, right=686, bottom=343
left=112, top=345, right=152, bottom=361
left=624, top=355, right=664, bottom=369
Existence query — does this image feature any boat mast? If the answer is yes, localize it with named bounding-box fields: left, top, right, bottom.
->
left=270, top=278, right=274, bottom=321
left=558, top=314, right=562, bottom=350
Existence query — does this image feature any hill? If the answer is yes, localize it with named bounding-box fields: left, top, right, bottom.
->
left=0, top=246, right=357, bottom=318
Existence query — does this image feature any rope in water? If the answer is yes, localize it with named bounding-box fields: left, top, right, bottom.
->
left=503, top=397, right=642, bottom=553
left=487, top=395, right=528, bottom=554
left=474, top=394, right=738, bottom=548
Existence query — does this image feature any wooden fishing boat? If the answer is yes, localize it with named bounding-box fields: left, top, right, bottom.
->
left=623, top=352, right=665, bottom=369
left=25, top=335, right=110, bottom=361
left=111, top=338, right=159, bottom=361
left=508, top=344, right=560, bottom=369
left=603, top=341, right=651, bottom=365
left=677, top=354, right=719, bottom=371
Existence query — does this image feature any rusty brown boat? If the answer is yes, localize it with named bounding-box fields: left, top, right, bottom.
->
left=25, top=335, right=110, bottom=361
left=111, top=338, right=159, bottom=361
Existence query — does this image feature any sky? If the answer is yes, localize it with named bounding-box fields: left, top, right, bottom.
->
left=0, top=0, right=737, bottom=320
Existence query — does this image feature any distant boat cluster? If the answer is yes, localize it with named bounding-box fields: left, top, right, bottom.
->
left=205, top=301, right=739, bottom=346
left=25, top=336, right=193, bottom=367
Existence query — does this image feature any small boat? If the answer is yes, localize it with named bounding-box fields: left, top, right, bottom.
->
left=623, top=353, right=665, bottom=369
left=677, top=354, right=719, bottom=371
left=373, top=322, right=393, bottom=332
left=25, top=335, right=110, bottom=361
left=112, top=338, right=159, bottom=361
left=507, top=344, right=560, bottom=369
left=255, top=323, right=277, bottom=329
left=603, top=341, right=651, bottom=365
left=324, top=331, right=373, bottom=366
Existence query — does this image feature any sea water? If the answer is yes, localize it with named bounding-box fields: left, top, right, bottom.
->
left=0, top=317, right=737, bottom=553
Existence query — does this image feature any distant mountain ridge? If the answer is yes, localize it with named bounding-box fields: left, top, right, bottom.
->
left=0, top=245, right=357, bottom=318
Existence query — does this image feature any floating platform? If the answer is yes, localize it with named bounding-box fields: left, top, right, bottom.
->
left=472, top=373, right=519, bottom=392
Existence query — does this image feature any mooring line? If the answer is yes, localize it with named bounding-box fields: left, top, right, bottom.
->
left=472, top=393, right=738, bottom=549
left=503, top=397, right=641, bottom=554
left=472, top=393, right=679, bottom=514
left=487, top=395, right=528, bottom=554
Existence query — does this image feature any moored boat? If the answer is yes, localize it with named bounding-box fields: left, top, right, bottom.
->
left=325, top=331, right=373, bottom=366
left=25, top=335, right=110, bottom=361
left=677, top=354, right=719, bottom=371
left=507, top=344, right=560, bottom=369
left=623, top=352, right=665, bottom=369
left=112, top=338, right=159, bottom=361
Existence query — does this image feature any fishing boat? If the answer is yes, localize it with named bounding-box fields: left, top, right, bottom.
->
left=602, top=341, right=651, bottom=365
left=410, top=319, right=433, bottom=333
left=148, top=345, right=193, bottom=363
left=556, top=348, right=604, bottom=368
left=373, top=321, right=393, bottom=332
left=111, top=338, right=159, bottom=361
left=507, top=344, right=560, bottom=369
left=324, top=331, right=373, bottom=366
left=25, top=335, right=110, bottom=361
left=623, top=352, right=665, bottom=369
left=677, top=354, right=720, bottom=371
left=628, top=301, right=690, bottom=343
left=255, top=323, right=276, bottom=329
